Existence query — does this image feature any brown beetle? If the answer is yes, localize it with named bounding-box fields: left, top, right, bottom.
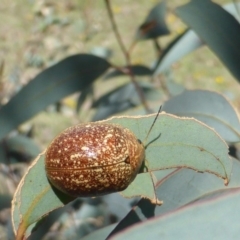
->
left=45, top=122, right=145, bottom=197
left=45, top=106, right=162, bottom=200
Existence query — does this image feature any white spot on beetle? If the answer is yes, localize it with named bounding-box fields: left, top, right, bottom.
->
left=81, top=146, right=89, bottom=151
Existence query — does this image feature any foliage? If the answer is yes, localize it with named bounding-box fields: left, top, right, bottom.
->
left=0, top=0, right=239, bottom=239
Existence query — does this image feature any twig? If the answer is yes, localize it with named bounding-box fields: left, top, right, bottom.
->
left=153, top=38, right=162, bottom=57
left=105, top=0, right=151, bottom=112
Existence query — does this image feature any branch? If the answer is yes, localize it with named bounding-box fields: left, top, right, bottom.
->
left=105, top=0, right=151, bottom=112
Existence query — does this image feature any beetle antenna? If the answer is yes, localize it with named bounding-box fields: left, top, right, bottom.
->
left=144, top=105, right=162, bottom=145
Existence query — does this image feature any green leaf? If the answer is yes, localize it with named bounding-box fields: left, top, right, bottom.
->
left=109, top=158, right=240, bottom=237
left=0, top=54, right=110, bottom=140
left=82, top=223, right=117, bottom=240
left=223, top=2, right=240, bottom=21
left=0, top=135, right=40, bottom=164
left=163, top=89, right=240, bottom=143
left=153, top=29, right=203, bottom=75
left=12, top=154, right=74, bottom=240
left=92, top=82, right=160, bottom=121
left=76, top=85, right=94, bottom=113
left=108, top=113, right=231, bottom=182
left=12, top=113, right=231, bottom=239
left=120, top=170, right=173, bottom=205
left=111, top=188, right=240, bottom=240
left=136, top=0, right=170, bottom=40
left=26, top=207, right=68, bottom=240
left=154, top=2, right=240, bottom=76
left=176, top=0, right=240, bottom=81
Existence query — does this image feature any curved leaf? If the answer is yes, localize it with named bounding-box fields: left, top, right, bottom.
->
left=108, top=113, right=231, bottom=182
left=176, top=1, right=240, bottom=81
left=12, top=113, right=231, bottom=239
left=76, top=85, right=94, bottom=113
left=109, top=158, right=240, bottom=237
left=1, top=135, right=40, bottom=163
left=0, top=54, right=110, bottom=140
left=153, top=29, right=203, bottom=75
left=119, top=170, right=173, bottom=205
left=11, top=154, right=74, bottom=240
left=154, top=2, right=240, bottom=76
left=224, top=2, right=240, bottom=22
left=82, top=224, right=117, bottom=240
left=110, top=188, right=240, bottom=240
left=136, top=0, right=170, bottom=40
left=162, top=89, right=240, bottom=143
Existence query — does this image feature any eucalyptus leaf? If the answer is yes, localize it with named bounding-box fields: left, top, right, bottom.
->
left=153, top=29, right=203, bottom=76
left=162, top=89, right=240, bottom=143
left=0, top=135, right=40, bottom=163
left=110, top=188, right=240, bottom=240
left=224, top=2, right=240, bottom=21
left=82, top=224, right=117, bottom=240
left=176, top=1, right=240, bottom=81
left=76, top=85, right=94, bottom=113
left=154, top=2, right=240, bottom=76
left=12, top=154, right=74, bottom=240
left=120, top=170, right=173, bottom=204
left=109, top=113, right=231, bottom=182
left=12, top=114, right=231, bottom=239
left=102, top=193, right=136, bottom=220
left=136, top=0, right=170, bottom=40
left=0, top=54, right=110, bottom=140
left=109, top=158, right=240, bottom=237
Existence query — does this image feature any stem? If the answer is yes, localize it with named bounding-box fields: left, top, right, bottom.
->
left=153, top=38, right=162, bottom=57
left=105, top=0, right=129, bottom=60
left=158, top=74, right=171, bottom=98
left=105, top=0, right=151, bottom=112
left=128, top=40, right=137, bottom=56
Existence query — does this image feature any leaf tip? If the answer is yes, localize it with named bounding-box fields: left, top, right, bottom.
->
left=149, top=198, right=163, bottom=206
left=224, top=177, right=229, bottom=186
